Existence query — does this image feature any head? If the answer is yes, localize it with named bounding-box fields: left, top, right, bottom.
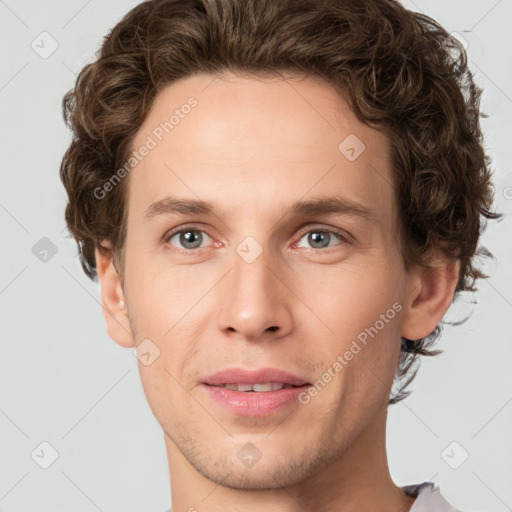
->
left=60, top=0, right=500, bottom=490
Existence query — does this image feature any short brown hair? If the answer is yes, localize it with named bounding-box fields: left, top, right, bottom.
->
left=60, top=0, right=502, bottom=403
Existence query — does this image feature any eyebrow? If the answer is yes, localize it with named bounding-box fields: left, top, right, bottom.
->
left=143, top=195, right=376, bottom=223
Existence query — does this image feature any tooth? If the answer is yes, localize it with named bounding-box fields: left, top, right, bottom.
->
left=252, top=383, right=274, bottom=392
left=236, top=384, right=253, bottom=392
left=220, top=383, right=288, bottom=392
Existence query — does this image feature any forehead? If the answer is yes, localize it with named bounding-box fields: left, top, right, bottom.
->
left=127, top=72, right=395, bottom=232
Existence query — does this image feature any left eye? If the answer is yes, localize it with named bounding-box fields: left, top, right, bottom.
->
left=296, top=230, right=345, bottom=249
left=167, top=229, right=212, bottom=250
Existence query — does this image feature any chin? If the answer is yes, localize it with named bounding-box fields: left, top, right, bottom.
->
left=186, top=440, right=332, bottom=490
left=199, top=462, right=308, bottom=490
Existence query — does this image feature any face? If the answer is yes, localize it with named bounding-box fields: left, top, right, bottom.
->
left=105, top=72, right=424, bottom=489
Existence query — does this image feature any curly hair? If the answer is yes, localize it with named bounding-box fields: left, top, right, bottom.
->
left=60, top=0, right=501, bottom=404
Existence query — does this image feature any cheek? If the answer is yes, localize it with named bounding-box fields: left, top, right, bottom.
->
left=297, top=259, right=402, bottom=340
left=124, top=246, right=205, bottom=329
left=296, top=259, right=404, bottom=403
left=123, top=256, right=204, bottom=390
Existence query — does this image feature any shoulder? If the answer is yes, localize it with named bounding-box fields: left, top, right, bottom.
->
left=401, top=481, right=464, bottom=512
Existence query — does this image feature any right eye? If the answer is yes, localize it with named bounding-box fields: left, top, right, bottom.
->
left=165, top=227, right=214, bottom=252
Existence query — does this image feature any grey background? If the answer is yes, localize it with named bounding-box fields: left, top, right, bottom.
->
left=0, top=0, right=511, bottom=511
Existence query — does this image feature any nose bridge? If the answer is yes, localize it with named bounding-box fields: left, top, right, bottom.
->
left=216, top=237, right=293, bottom=340
left=232, top=241, right=276, bottom=299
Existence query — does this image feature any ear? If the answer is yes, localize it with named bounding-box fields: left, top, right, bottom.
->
left=94, top=240, right=135, bottom=348
left=401, top=251, right=461, bottom=340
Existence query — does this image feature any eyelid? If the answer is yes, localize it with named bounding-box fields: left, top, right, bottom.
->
left=294, top=224, right=352, bottom=243
left=164, top=222, right=210, bottom=237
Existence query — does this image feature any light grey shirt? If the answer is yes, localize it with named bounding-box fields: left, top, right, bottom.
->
left=403, top=482, right=463, bottom=511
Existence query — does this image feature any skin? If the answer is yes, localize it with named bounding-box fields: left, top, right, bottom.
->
left=95, top=72, right=460, bottom=512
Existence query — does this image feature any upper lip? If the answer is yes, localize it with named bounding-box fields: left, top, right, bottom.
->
left=202, top=367, right=310, bottom=386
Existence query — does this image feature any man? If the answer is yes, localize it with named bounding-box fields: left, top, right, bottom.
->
left=60, top=0, right=500, bottom=510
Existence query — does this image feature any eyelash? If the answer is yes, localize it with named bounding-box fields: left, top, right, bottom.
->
left=163, top=224, right=351, bottom=255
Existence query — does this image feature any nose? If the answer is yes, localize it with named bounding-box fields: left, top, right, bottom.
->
left=216, top=245, right=294, bottom=342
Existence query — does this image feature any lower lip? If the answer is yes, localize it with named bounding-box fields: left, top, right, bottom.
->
left=202, top=384, right=310, bottom=417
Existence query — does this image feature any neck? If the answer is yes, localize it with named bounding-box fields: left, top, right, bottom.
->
left=165, top=405, right=417, bottom=512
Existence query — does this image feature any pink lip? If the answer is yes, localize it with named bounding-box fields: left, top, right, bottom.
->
left=201, top=367, right=311, bottom=417
left=202, top=367, right=309, bottom=386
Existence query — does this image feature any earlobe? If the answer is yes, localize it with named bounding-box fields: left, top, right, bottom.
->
left=94, top=241, right=135, bottom=348
left=401, top=253, right=461, bottom=341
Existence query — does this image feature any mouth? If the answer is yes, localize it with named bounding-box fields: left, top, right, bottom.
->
left=207, top=382, right=302, bottom=392
left=201, top=367, right=311, bottom=417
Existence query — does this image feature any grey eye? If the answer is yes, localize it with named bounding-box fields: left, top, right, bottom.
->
left=169, top=230, right=211, bottom=250
left=297, top=230, right=343, bottom=249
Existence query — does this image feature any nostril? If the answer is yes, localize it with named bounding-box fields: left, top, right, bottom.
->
left=266, top=326, right=278, bottom=332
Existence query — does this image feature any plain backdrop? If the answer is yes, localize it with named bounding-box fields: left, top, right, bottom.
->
left=0, top=1, right=511, bottom=511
